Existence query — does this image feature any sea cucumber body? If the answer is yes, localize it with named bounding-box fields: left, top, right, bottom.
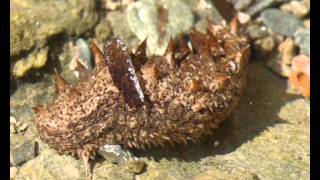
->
left=34, top=26, right=250, bottom=159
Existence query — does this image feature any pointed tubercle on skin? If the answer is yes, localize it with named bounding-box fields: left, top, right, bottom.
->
left=164, top=36, right=175, bottom=68
left=76, top=60, right=89, bottom=78
left=53, top=68, right=68, bottom=94
left=176, top=38, right=191, bottom=62
left=91, top=42, right=105, bottom=68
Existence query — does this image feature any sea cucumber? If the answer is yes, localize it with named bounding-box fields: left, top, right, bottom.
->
left=33, top=22, right=250, bottom=161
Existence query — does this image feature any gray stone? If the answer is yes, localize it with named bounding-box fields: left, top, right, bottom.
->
left=94, top=18, right=112, bottom=41
left=246, top=0, right=291, bottom=16
left=261, top=8, right=304, bottom=36
left=127, top=0, right=194, bottom=55
left=10, top=0, right=98, bottom=57
left=294, top=28, right=310, bottom=56
left=107, top=11, right=137, bottom=48
left=234, top=0, right=254, bottom=11
left=245, top=24, right=269, bottom=40
left=10, top=140, right=35, bottom=166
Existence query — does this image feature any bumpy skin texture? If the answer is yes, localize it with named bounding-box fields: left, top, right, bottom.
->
left=33, top=24, right=250, bottom=161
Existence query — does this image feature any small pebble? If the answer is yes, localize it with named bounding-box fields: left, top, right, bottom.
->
left=294, top=28, right=310, bottom=56
left=237, top=12, right=251, bottom=24
left=17, top=123, right=28, bottom=132
left=10, top=167, right=17, bottom=179
left=278, top=37, right=296, bottom=65
left=126, top=160, right=146, bottom=174
left=254, top=36, right=275, bottom=53
left=245, top=24, right=268, bottom=40
left=280, top=1, right=309, bottom=18
left=10, top=116, right=17, bottom=124
left=267, top=58, right=292, bottom=77
left=289, top=54, right=310, bottom=97
left=303, top=19, right=310, bottom=28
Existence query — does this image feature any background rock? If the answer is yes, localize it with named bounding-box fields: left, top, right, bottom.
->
left=15, top=148, right=86, bottom=180
left=12, top=47, right=49, bottom=77
left=261, top=8, right=304, bottom=36
left=126, top=0, right=194, bottom=55
left=10, top=140, right=36, bottom=166
left=246, top=0, right=291, bottom=16
left=294, top=28, right=310, bottom=56
left=10, top=0, right=98, bottom=57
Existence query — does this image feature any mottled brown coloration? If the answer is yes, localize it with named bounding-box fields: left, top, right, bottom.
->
left=33, top=24, right=250, bottom=161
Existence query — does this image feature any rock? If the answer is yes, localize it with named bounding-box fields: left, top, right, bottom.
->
left=294, top=28, right=310, bottom=56
left=10, top=140, right=35, bottom=166
left=246, top=0, right=291, bottom=16
left=10, top=80, right=55, bottom=109
left=278, top=37, right=297, bottom=65
left=267, top=57, right=292, bottom=77
left=15, top=148, right=86, bottom=180
left=280, top=1, right=309, bottom=18
left=94, top=18, right=112, bottom=41
left=126, top=160, right=146, bottom=174
left=10, top=0, right=98, bottom=57
left=245, top=24, right=269, bottom=40
left=10, top=167, right=18, bottom=180
left=107, top=11, right=137, bottom=48
left=12, top=47, right=49, bottom=78
left=289, top=54, right=310, bottom=97
left=193, top=0, right=226, bottom=32
left=92, top=162, right=135, bottom=180
left=261, top=9, right=304, bottom=36
left=254, top=36, right=275, bottom=54
left=303, top=19, right=310, bottom=28
left=304, top=0, right=310, bottom=10
left=127, top=0, right=194, bottom=55
left=237, top=12, right=251, bottom=24
left=69, top=39, right=93, bottom=78
left=234, top=0, right=254, bottom=11
left=102, top=0, right=134, bottom=10
left=10, top=116, right=17, bottom=124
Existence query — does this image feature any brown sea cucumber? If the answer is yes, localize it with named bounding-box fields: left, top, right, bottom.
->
left=33, top=22, right=250, bottom=162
